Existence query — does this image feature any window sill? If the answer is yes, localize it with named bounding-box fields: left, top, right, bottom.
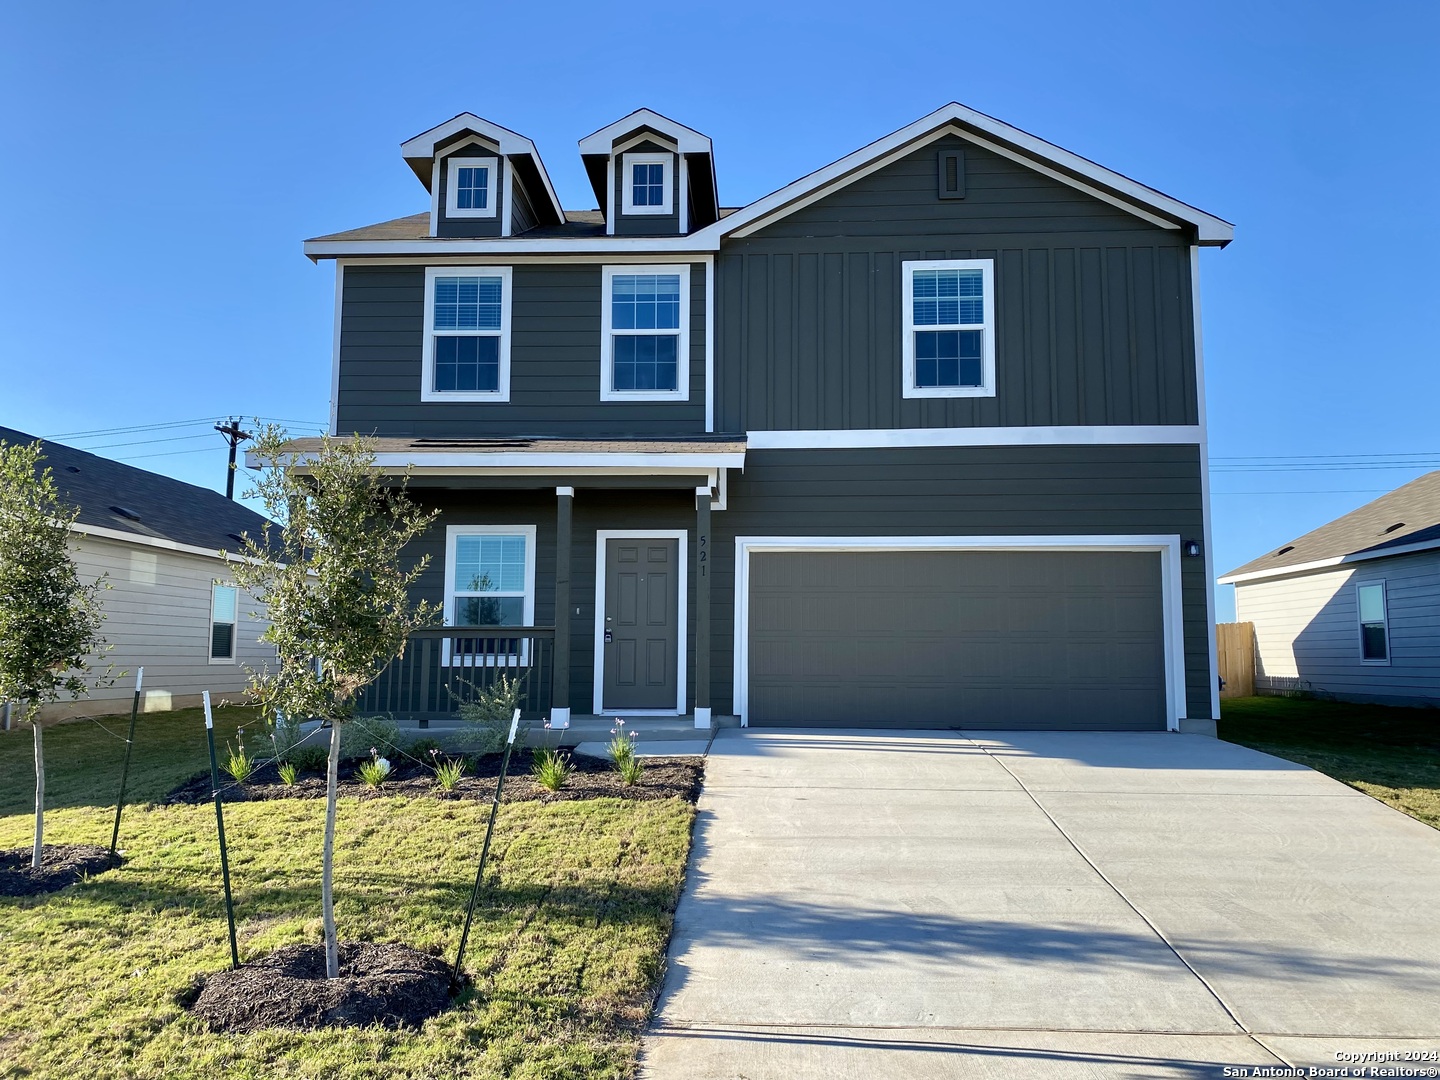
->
left=902, top=385, right=996, bottom=399
left=445, top=207, right=498, bottom=219
left=599, top=389, right=688, bottom=402
left=208, top=657, right=237, bottom=666
left=421, top=389, right=511, bottom=403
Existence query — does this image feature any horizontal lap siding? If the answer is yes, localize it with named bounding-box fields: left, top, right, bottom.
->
left=336, top=263, right=707, bottom=437
left=718, top=135, right=1196, bottom=432
left=67, top=537, right=272, bottom=707
left=711, top=444, right=1211, bottom=721
left=1236, top=553, right=1440, bottom=705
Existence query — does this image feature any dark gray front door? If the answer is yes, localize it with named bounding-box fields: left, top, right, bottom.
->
left=603, top=537, right=680, bottom=710
left=748, top=549, right=1166, bottom=730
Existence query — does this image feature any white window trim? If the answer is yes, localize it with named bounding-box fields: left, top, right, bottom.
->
left=1356, top=579, right=1391, bottom=666
left=731, top=535, right=1187, bottom=732
left=443, top=524, right=538, bottom=667
left=600, top=264, right=690, bottom=402
left=901, top=258, right=996, bottom=399
left=444, top=156, right=499, bottom=219
left=592, top=530, right=689, bottom=716
left=209, top=583, right=238, bottom=665
left=421, top=266, right=512, bottom=402
left=621, top=152, right=673, bottom=215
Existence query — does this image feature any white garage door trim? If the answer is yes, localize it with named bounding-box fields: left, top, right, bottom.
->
left=733, top=535, right=1187, bottom=731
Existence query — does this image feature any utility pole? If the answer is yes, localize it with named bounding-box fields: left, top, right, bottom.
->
left=214, top=418, right=251, bottom=500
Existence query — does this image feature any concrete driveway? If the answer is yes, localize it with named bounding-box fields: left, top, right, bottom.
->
left=642, top=729, right=1440, bottom=1078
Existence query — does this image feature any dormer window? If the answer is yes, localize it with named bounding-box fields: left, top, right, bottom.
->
left=622, top=153, right=672, bottom=215
left=445, top=156, right=498, bottom=219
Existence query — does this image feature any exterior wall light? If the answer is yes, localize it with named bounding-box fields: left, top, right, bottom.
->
left=1183, top=539, right=1202, bottom=558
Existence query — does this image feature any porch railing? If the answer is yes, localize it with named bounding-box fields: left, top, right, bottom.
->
left=356, top=627, right=556, bottom=726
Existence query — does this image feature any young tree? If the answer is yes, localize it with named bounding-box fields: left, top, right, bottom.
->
left=0, top=440, right=109, bottom=869
left=229, top=426, right=437, bottom=978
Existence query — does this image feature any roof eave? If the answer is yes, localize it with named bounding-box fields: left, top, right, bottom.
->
left=1219, top=536, right=1440, bottom=585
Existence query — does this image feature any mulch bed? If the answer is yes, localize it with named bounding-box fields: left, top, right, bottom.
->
left=164, top=749, right=703, bottom=806
left=186, top=942, right=452, bottom=1032
left=0, top=844, right=122, bottom=897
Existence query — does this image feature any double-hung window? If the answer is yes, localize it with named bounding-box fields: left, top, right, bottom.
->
left=422, top=266, right=512, bottom=401
left=601, top=265, right=689, bottom=401
left=621, top=153, right=672, bottom=215
left=901, top=258, right=996, bottom=398
left=1357, top=581, right=1390, bottom=663
left=445, top=525, right=537, bottom=666
left=210, top=584, right=237, bottom=663
left=444, top=156, right=497, bottom=218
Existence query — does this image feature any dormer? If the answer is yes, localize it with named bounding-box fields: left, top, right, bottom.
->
left=401, top=114, right=565, bottom=239
left=579, top=109, right=719, bottom=237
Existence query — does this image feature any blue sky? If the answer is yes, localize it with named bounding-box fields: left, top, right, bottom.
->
left=2, top=1, right=1437, bottom=619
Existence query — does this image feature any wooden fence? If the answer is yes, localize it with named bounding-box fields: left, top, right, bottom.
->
left=1216, top=621, right=1256, bottom=699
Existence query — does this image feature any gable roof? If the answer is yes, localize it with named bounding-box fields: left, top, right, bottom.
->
left=1219, top=471, right=1440, bottom=584
left=399, top=113, right=565, bottom=227
left=0, top=425, right=274, bottom=559
left=691, top=101, right=1234, bottom=247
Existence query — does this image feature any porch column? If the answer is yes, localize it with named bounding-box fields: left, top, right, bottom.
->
left=694, top=485, right=712, bottom=729
left=551, top=486, right=574, bottom=728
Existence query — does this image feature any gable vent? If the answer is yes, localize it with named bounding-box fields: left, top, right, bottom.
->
left=938, top=148, right=965, bottom=200
left=1382, top=522, right=1406, bottom=534
left=110, top=505, right=143, bottom=521
left=1275, top=545, right=1295, bottom=556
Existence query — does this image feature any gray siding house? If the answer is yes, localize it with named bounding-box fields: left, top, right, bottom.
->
left=1220, top=473, right=1440, bottom=707
left=289, top=103, right=1233, bottom=734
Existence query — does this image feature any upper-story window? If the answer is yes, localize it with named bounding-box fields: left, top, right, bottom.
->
left=445, top=157, right=498, bottom=218
left=621, top=153, right=673, bottom=215
left=421, top=266, right=512, bottom=402
left=600, top=265, right=690, bottom=401
left=901, top=258, right=996, bottom=398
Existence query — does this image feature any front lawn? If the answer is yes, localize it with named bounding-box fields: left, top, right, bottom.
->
left=1220, top=695, right=1440, bottom=830
left=0, top=710, right=696, bottom=1079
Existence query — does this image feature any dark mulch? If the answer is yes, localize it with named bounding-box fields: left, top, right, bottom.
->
left=186, top=942, right=452, bottom=1032
left=0, top=844, right=122, bottom=897
left=164, top=749, right=703, bottom=806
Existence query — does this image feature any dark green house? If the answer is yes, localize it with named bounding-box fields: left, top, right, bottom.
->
left=284, top=103, right=1233, bottom=734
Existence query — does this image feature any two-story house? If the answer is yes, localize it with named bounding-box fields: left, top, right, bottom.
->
left=286, top=103, right=1232, bottom=735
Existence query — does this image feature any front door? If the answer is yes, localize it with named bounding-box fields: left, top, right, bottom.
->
left=602, top=537, right=679, bottom=711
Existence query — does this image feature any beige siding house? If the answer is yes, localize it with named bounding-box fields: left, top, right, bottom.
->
left=0, top=425, right=276, bottom=721
left=1220, top=472, right=1440, bottom=707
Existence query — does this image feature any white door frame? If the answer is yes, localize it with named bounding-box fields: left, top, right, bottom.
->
left=594, top=529, right=689, bottom=716
left=732, top=534, right=1187, bottom=730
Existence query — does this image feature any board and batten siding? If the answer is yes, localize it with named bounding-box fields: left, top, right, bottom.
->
left=335, top=262, right=708, bottom=437
left=1235, top=551, right=1440, bottom=706
left=38, top=535, right=273, bottom=718
left=716, top=134, right=1198, bottom=433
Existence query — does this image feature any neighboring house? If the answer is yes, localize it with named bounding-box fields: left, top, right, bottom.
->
left=285, top=102, right=1233, bottom=734
left=1219, top=472, right=1440, bottom=707
left=0, top=426, right=274, bottom=720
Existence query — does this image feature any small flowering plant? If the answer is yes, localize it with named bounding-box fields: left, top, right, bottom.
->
left=429, top=746, right=467, bottom=792
left=357, top=747, right=392, bottom=787
left=222, top=728, right=257, bottom=784
left=607, top=718, right=638, bottom=767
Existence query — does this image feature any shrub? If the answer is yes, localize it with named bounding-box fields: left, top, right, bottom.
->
left=222, top=733, right=256, bottom=785
left=617, top=754, right=644, bottom=786
left=531, top=747, right=572, bottom=792
left=430, top=750, right=466, bottom=793
left=407, top=737, right=444, bottom=759
left=277, top=761, right=300, bottom=786
left=455, top=673, right=525, bottom=754
left=339, top=715, right=402, bottom=761
left=289, top=745, right=329, bottom=775
left=357, top=750, right=392, bottom=788
left=268, top=710, right=306, bottom=759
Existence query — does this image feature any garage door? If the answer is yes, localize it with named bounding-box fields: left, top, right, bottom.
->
left=747, top=549, right=1166, bottom=730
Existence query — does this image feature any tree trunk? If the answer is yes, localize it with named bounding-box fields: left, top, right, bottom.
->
left=322, top=719, right=341, bottom=979
left=32, top=713, right=44, bottom=870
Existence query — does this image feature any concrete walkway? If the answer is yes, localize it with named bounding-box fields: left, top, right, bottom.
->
left=642, top=729, right=1440, bottom=1078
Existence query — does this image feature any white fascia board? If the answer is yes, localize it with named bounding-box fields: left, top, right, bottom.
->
left=1218, top=537, right=1440, bottom=585
left=746, top=425, right=1203, bottom=450
left=690, top=102, right=1234, bottom=247
left=400, top=113, right=564, bottom=224
left=304, top=235, right=718, bottom=259
left=579, top=108, right=711, bottom=156
left=71, top=522, right=253, bottom=564
left=250, top=449, right=745, bottom=473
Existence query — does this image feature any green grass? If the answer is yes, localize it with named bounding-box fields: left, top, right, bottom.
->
left=0, top=710, right=696, bottom=1079
left=1220, top=695, right=1440, bottom=829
